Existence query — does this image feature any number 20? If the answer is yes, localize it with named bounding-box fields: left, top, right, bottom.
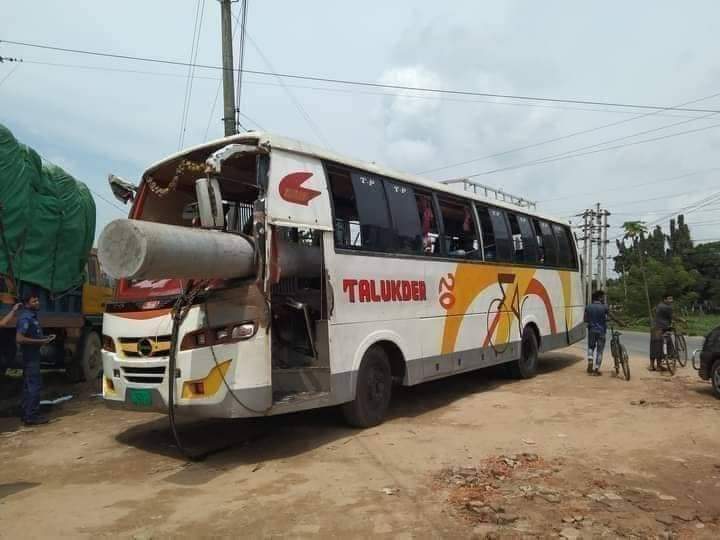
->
left=439, top=273, right=455, bottom=310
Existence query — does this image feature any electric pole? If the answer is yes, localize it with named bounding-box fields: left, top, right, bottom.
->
left=220, top=0, right=237, bottom=136
left=580, top=204, right=611, bottom=303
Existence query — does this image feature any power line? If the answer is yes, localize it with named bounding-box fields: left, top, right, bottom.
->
left=462, top=121, right=720, bottom=179
left=245, top=32, right=332, bottom=149
left=8, top=57, right=712, bottom=121
left=538, top=167, right=720, bottom=204
left=420, top=91, right=720, bottom=176
left=239, top=111, right=265, bottom=131
left=178, top=0, right=206, bottom=150
left=611, top=191, right=720, bottom=240
left=234, top=0, right=248, bottom=132
left=4, top=39, right=720, bottom=114
left=0, top=63, right=20, bottom=88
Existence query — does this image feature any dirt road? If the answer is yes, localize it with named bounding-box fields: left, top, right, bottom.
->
left=1, top=346, right=719, bottom=539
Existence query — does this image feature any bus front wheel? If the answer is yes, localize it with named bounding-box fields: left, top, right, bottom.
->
left=508, top=327, right=539, bottom=379
left=342, top=347, right=392, bottom=428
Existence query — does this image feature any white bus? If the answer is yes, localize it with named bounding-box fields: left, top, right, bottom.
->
left=100, top=133, right=584, bottom=427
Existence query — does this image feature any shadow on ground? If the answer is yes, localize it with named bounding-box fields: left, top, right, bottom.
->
left=114, top=352, right=582, bottom=480
left=0, top=372, right=100, bottom=434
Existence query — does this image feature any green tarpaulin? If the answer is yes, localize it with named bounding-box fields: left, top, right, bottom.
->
left=0, top=123, right=96, bottom=293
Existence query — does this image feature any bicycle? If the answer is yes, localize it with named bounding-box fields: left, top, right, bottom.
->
left=661, top=330, right=678, bottom=375
left=609, top=327, right=630, bottom=381
left=672, top=327, right=688, bottom=368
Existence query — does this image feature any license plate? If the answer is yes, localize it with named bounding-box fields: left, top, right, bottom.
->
left=129, top=388, right=152, bottom=407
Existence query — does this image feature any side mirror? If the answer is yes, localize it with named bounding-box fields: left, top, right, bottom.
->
left=195, top=178, right=225, bottom=229
left=108, top=174, right=137, bottom=204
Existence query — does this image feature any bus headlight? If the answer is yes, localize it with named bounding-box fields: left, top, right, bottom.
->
left=181, top=322, right=257, bottom=350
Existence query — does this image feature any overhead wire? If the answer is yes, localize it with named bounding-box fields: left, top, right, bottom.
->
left=537, top=167, right=720, bottom=204
left=7, top=58, right=710, bottom=121
left=0, top=63, right=20, bottom=88
left=4, top=39, right=720, bottom=114
left=460, top=120, right=720, bottom=179
left=178, top=0, right=206, bottom=150
left=420, top=91, right=720, bottom=176
left=244, top=31, right=332, bottom=149
left=234, top=0, right=248, bottom=132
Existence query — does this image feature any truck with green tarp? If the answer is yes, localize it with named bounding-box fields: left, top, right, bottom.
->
left=0, top=122, right=111, bottom=381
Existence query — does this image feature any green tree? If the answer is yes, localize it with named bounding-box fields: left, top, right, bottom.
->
left=620, top=221, right=653, bottom=324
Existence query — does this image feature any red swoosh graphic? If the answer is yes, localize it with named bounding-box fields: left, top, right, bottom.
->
left=525, top=278, right=557, bottom=334
left=278, top=172, right=321, bottom=206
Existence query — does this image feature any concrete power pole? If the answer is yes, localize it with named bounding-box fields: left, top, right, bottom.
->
left=580, top=204, right=611, bottom=302
left=220, top=0, right=237, bottom=137
left=595, top=203, right=603, bottom=291
left=600, top=209, right=610, bottom=292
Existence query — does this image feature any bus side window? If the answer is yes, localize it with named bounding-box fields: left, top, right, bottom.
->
left=437, top=197, right=480, bottom=259
left=532, top=219, right=546, bottom=265
left=538, top=220, right=559, bottom=266
left=507, top=213, right=525, bottom=262
left=553, top=224, right=576, bottom=269
left=475, top=205, right=496, bottom=260
left=510, top=213, right=539, bottom=264
left=328, top=166, right=395, bottom=252
left=489, top=208, right=513, bottom=262
left=384, top=180, right=423, bottom=255
left=416, top=192, right=439, bottom=255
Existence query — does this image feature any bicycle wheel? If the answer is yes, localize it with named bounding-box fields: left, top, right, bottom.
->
left=675, top=334, right=688, bottom=367
left=665, top=353, right=676, bottom=376
left=620, top=345, right=630, bottom=381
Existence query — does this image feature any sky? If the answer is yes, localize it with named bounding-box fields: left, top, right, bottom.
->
left=1, top=0, right=720, bottom=253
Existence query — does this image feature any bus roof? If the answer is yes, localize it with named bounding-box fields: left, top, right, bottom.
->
left=144, top=131, right=569, bottom=225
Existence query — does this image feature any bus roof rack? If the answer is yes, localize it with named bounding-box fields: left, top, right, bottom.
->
left=441, top=178, right=537, bottom=211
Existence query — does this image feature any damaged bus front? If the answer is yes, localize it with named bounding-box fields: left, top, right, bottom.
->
left=99, top=134, right=332, bottom=418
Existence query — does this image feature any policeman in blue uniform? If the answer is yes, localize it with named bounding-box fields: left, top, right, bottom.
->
left=16, top=292, right=54, bottom=425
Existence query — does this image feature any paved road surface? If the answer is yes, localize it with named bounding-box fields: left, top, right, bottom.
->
left=609, top=330, right=704, bottom=358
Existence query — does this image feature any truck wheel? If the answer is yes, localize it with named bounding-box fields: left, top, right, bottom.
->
left=342, top=347, right=392, bottom=428
left=508, top=326, right=539, bottom=379
left=76, top=331, right=102, bottom=383
left=712, top=360, right=720, bottom=399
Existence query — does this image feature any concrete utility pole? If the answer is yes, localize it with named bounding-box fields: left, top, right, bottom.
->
left=580, top=204, right=611, bottom=303
left=220, top=0, right=237, bottom=136
left=600, top=209, right=610, bottom=292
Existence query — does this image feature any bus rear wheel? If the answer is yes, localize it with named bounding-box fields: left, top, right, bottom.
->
left=508, top=327, right=539, bottom=379
left=342, top=347, right=392, bottom=428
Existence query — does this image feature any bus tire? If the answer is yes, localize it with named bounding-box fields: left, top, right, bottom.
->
left=508, top=326, right=539, bottom=379
left=342, top=346, right=392, bottom=428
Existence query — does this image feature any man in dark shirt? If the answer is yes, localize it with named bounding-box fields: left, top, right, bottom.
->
left=584, top=290, right=619, bottom=376
left=16, top=292, right=54, bottom=425
left=649, top=294, right=683, bottom=371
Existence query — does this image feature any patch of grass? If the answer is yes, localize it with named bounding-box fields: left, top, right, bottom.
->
left=619, top=314, right=720, bottom=336
left=685, top=314, right=720, bottom=337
